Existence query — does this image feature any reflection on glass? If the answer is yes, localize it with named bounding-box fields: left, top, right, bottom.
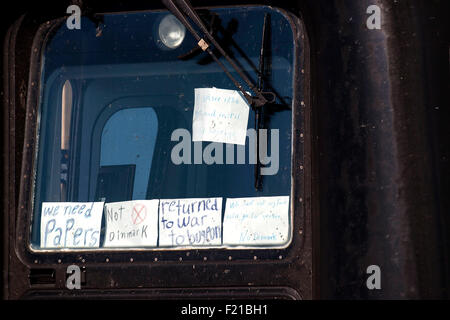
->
left=31, top=6, right=296, bottom=250
left=60, top=80, right=72, bottom=202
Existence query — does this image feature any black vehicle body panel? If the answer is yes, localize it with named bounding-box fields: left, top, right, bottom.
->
left=2, top=0, right=449, bottom=299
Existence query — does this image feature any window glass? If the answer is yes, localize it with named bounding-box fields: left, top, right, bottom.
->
left=31, top=6, right=296, bottom=250
left=99, top=107, right=158, bottom=200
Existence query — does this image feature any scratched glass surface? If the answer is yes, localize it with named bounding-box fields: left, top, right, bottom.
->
left=30, top=6, right=296, bottom=250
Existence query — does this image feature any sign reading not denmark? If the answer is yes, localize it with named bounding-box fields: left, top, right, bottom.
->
left=104, top=200, right=159, bottom=247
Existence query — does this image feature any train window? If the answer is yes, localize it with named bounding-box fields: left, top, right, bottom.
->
left=29, top=6, right=299, bottom=251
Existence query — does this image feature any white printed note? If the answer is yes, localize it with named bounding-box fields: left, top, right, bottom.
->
left=223, top=196, right=290, bottom=246
left=159, top=198, right=222, bottom=247
left=104, top=200, right=159, bottom=247
left=40, top=202, right=104, bottom=248
left=192, top=88, right=250, bottom=145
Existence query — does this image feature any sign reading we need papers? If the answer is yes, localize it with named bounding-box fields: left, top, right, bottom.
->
left=192, top=88, right=250, bottom=145
left=40, top=202, right=104, bottom=248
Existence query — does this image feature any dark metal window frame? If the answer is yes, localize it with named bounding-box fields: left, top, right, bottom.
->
left=14, top=5, right=311, bottom=269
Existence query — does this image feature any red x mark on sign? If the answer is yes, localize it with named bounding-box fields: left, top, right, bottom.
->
left=131, top=204, right=147, bottom=225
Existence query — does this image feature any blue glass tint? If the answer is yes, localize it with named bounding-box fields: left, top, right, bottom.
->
left=31, top=6, right=296, bottom=248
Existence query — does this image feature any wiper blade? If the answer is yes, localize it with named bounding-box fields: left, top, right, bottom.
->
left=161, top=0, right=276, bottom=107
left=254, top=12, right=270, bottom=191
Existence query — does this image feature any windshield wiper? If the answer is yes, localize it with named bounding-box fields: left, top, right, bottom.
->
left=161, top=0, right=276, bottom=108
left=253, top=12, right=270, bottom=190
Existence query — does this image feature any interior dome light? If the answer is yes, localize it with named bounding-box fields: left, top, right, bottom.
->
left=158, top=14, right=186, bottom=49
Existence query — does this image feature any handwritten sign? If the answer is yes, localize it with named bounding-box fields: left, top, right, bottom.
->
left=40, top=202, right=104, bottom=248
left=159, top=198, right=222, bottom=247
left=223, top=196, right=290, bottom=246
left=104, top=200, right=159, bottom=247
left=192, top=88, right=250, bottom=145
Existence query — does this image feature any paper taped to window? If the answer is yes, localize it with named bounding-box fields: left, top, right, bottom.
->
left=104, top=200, right=159, bottom=247
left=159, top=197, right=223, bottom=247
left=223, top=196, right=290, bottom=246
left=192, top=88, right=250, bottom=145
left=40, top=201, right=104, bottom=248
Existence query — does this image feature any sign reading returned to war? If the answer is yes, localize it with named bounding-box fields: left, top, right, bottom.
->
left=159, top=197, right=223, bottom=247
left=40, top=202, right=104, bottom=248
left=104, top=200, right=159, bottom=247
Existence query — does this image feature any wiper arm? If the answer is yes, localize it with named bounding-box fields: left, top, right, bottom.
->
left=254, top=12, right=270, bottom=191
left=161, top=0, right=276, bottom=107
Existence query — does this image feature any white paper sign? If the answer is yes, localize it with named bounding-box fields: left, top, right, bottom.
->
left=223, top=196, right=290, bottom=246
left=159, top=198, right=222, bottom=247
left=192, top=88, right=250, bottom=145
left=40, top=202, right=104, bottom=248
left=104, top=200, right=159, bottom=247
